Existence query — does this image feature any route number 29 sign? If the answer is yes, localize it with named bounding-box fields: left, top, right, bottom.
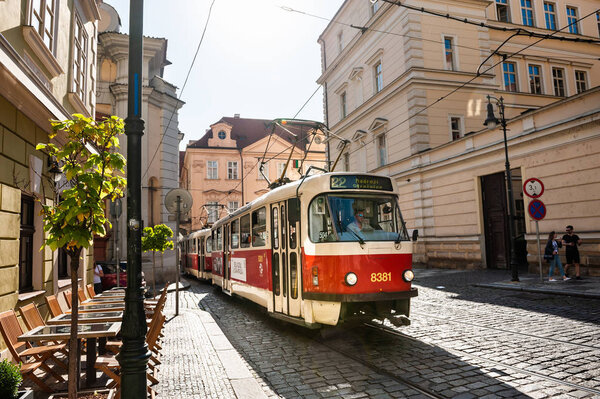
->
left=523, top=178, right=544, bottom=199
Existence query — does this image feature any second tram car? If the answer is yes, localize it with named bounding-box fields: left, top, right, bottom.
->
left=183, top=228, right=212, bottom=280
left=201, top=172, right=417, bottom=328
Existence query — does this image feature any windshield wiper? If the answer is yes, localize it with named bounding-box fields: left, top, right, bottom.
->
left=337, top=216, right=365, bottom=246
left=395, top=233, right=402, bottom=244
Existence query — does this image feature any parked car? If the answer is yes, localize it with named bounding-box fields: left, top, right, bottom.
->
left=98, top=262, right=127, bottom=290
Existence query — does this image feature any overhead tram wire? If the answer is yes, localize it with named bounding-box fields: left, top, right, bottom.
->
left=142, top=0, right=217, bottom=181
left=345, top=8, right=600, bottom=158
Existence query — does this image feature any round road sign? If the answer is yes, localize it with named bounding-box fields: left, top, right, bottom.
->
left=523, top=178, right=544, bottom=198
left=528, top=199, right=546, bottom=221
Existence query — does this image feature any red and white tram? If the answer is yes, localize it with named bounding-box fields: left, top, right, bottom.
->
left=182, top=228, right=212, bottom=280
left=206, top=172, right=417, bottom=328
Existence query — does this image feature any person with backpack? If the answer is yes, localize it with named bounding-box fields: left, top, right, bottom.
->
left=544, top=231, right=570, bottom=282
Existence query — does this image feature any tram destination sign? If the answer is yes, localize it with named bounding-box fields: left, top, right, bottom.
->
left=330, top=175, right=394, bottom=191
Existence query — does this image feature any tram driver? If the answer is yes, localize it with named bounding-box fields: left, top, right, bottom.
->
left=347, top=204, right=375, bottom=237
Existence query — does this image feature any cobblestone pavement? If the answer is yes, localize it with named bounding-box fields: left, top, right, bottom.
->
left=157, top=270, right=600, bottom=398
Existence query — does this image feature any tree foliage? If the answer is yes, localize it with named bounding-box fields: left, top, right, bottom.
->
left=37, top=114, right=127, bottom=254
left=142, top=224, right=175, bottom=253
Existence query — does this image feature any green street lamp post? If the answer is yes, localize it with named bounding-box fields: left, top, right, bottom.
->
left=117, top=0, right=151, bottom=396
left=484, top=95, right=520, bottom=282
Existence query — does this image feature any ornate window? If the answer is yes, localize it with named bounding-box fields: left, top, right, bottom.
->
left=566, top=7, right=579, bottom=34
left=575, top=70, right=587, bottom=94
left=207, top=161, right=218, bottom=179
left=374, top=61, right=383, bottom=93
left=544, top=2, right=557, bottom=30
left=503, top=62, right=518, bottom=92
left=552, top=67, right=566, bottom=96
left=227, top=161, right=238, bottom=180
left=31, top=0, right=56, bottom=51
left=496, top=0, right=511, bottom=22
left=528, top=65, right=542, bottom=94
left=521, top=0, right=535, bottom=27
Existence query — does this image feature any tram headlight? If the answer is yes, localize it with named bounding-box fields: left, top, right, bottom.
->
left=402, top=269, right=415, bottom=282
left=345, top=272, right=358, bottom=286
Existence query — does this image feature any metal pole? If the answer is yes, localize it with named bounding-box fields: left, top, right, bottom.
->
left=118, top=1, right=151, bottom=397
left=536, top=220, right=543, bottom=282
left=499, top=97, right=520, bottom=282
left=115, top=211, right=120, bottom=287
left=175, top=196, right=180, bottom=316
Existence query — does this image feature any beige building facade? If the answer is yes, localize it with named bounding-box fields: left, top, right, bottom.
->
left=0, top=0, right=101, bottom=354
left=95, top=3, right=184, bottom=282
left=181, top=116, right=327, bottom=232
left=319, top=0, right=600, bottom=273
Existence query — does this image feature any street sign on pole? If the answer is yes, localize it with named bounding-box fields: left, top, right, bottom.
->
left=523, top=178, right=544, bottom=198
left=528, top=199, right=546, bottom=221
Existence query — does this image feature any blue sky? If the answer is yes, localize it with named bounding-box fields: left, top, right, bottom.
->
left=105, top=0, right=343, bottom=149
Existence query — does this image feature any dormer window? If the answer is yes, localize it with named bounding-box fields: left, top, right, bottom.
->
left=218, top=130, right=226, bottom=139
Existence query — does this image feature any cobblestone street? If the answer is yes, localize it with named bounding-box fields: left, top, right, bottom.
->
left=157, top=269, right=600, bottom=398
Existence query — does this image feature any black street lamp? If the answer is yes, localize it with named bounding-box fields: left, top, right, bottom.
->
left=484, top=95, right=519, bottom=282
left=117, top=0, right=151, bottom=397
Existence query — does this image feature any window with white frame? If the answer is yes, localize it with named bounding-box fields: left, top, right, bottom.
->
left=277, top=162, right=287, bottom=178
left=566, top=6, right=579, bottom=34
left=228, top=201, right=239, bottom=213
left=30, top=0, right=56, bottom=51
left=227, top=161, right=238, bottom=180
left=575, top=70, right=587, bottom=93
left=552, top=67, right=566, bottom=96
left=376, top=134, right=387, bottom=167
left=528, top=65, right=542, bottom=94
left=207, top=160, right=218, bottom=179
left=207, top=202, right=219, bottom=223
left=343, top=153, right=350, bottom=172
left=503, top=62, right=518, bottom=92
left=449, top=116, right=463, bottom=141
left=72, top=13, right=88, bottom=103
left=444, top=37, right=456, bottom=71
left=370, top=0, right=380, bottom=16
left=258, top=161, right=269, bottom=180
left=496, top=0, right=511, bottom=22
left=544, top=2, right=557, bottom=30
left=340, top=91, right=347, bottom=119
left=374, top=61, right=383, bottom=93
left=521, top=0, right=535, bottom=27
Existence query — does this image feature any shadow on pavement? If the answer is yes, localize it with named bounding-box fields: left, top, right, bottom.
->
left=196, top=281, right=531, bottom=399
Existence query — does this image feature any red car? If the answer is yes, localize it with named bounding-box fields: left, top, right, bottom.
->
left=99, top=262, right=127, bottom=290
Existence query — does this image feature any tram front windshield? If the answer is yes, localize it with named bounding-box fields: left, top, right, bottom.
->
left=309, top=194, right=409, bottom=243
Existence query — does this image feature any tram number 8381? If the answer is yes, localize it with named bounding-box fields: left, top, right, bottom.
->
left=371, top=272, right=392, bottom=282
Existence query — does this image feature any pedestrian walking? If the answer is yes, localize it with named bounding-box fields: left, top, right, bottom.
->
left=544, top=231, right=570, bottom=282
left=562, top=225, right=582, bottom=279
left=93, top=262, right=104, bottom=294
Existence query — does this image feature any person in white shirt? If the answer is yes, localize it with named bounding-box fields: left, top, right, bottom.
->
left=93, top=263, right=104, bottom=294
left=346, top=206, right=374, bottom=238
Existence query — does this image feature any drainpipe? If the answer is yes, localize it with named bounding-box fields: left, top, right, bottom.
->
left=238, top=148, right=244, bottom=205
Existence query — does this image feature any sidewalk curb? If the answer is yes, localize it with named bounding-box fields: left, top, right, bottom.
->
left=199, top=310, right=268, bottom=399
left=475, top=283, right=600, bottom=299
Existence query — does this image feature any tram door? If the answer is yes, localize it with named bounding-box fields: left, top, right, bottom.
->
left=223, top=224, right=231, bottom=294
left=271, top=200, right=302, bottom=317
left=286, top=198, right=302, bottom=317
left=199, top=237, right=205, bottom=277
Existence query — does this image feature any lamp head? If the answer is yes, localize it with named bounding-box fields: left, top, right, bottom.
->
left=48, top=157, right=62, bottom=183
left=483, top=100, right=499, bottom=129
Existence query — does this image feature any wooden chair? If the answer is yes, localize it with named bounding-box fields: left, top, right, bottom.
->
left=96, top=312, right=166, bottom=399
left=45, top=295, right=65, bottom=318
left=86, top=283, right=96, bottom=299
left=78, top=287, right=87, bottom=302
left=19, top=303, right=69, bottom=354
left=62, top=290, right=73, bottom=309
left=0, top=310, right=67, bottom=393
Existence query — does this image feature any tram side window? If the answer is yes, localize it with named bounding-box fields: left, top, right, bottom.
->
left=272, top=207, right=279, bottom=249
left=240, top=214, right=251, bottom=248
left=252, top=207, right=267, bottom=247
left=290, top=252, right=298, bottom=299
left=231, top=219, right=240, bottom=249
left=216, top=227, right=222, bottom=251
left=309, top=195, right=333, bottom=242
left=206, top=237, right=212, bottom=253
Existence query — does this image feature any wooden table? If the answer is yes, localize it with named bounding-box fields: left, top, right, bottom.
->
left=18, top=322, right=121, bottom=387
left=83, top=297, right=125, bottom=305
left=67, top=303, right=125, bottom=313
left=96, top=291, right=125, bottom=298
left=47, top=311, right=123, bottom=325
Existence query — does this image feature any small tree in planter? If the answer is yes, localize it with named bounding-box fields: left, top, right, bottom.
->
left=142, top=224, right=174, bottom=297
left=37, top=114, right=126, bottom=399
left=0, top=359, right=23, bottom=399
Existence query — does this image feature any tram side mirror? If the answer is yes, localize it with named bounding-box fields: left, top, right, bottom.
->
left=288, top=198, right=300, bottom=224
left=383, top=205, right=392, bottom=214
left=412, top=229, right=419, bottom=242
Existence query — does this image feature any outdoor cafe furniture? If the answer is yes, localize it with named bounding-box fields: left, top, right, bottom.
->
left=83, top=296, right=125, bottom=305
left=0, top=310, right=67, bottom=393
left=78, top=288, right=88, bottom=302
left=86, top=283, right=96, bottom=299
left=62, top=290, right=72, bottom=309
left=47, top=311, right=123, bottom=325
left=45, top=295, right=66, bottom=317
left=67, top=302, right=125, bottom=313
left=18, top=322, right=121, bottom=387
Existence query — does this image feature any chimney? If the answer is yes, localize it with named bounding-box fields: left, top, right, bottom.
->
left=234, top=113, right=240, bottom=118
